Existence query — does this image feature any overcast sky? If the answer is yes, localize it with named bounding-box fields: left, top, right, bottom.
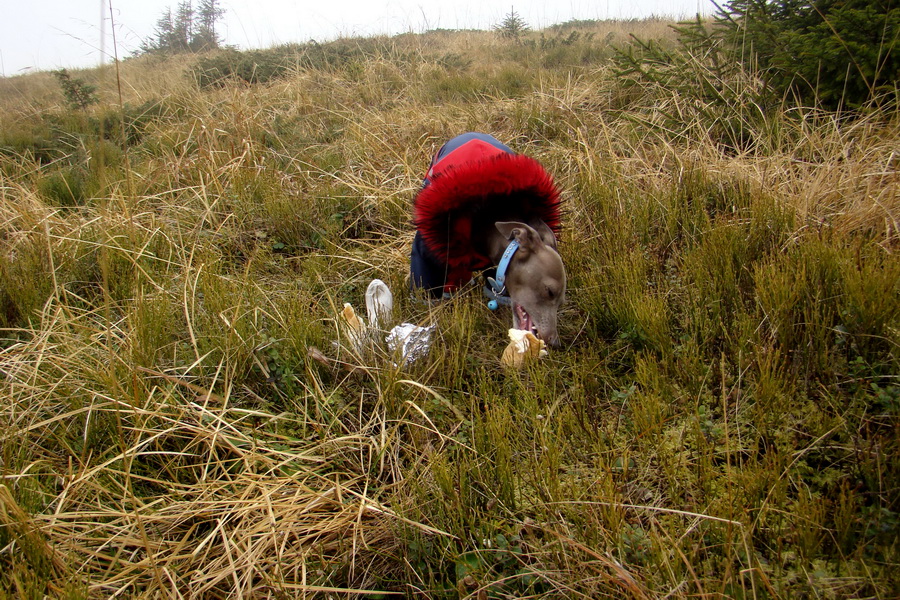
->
left=1, top=0, right=715, bottom=76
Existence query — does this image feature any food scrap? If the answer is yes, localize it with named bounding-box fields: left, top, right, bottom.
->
left=501, top=328, right=547, bottom=369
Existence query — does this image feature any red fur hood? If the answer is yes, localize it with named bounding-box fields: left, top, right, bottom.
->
left=413, top=150, right=562, bottom=291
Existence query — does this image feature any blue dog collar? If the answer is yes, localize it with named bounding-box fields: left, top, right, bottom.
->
left=485, top=240, right=519, bottom=310
left=494, top=240, right=519, bottom=289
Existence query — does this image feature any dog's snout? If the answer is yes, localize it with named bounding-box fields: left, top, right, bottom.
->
left=539, top=330, right=561, bottom=348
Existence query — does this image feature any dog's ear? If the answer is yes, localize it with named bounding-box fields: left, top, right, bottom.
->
left=496, top=221, right=544, bottom=254
left=529, top=219, right=558, bottom=250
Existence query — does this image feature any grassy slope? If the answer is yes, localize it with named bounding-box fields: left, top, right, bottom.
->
left=0, top=21, right=898, bottom=599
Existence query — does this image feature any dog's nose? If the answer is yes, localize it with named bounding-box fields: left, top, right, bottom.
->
left=541, top=331, right=561, bottom=348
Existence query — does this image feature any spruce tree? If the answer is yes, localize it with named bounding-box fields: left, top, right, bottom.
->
left=139, top=8, right=175, bottom=55
left=138, top=1, right=225, bottom=56
left=495, top=8, right=530, bottom=42
left=195, top=0, right=225, bottom=51
left=52, top=69, right=99, bottom=111
left=718, top=0, right=899, bottom=109
left=173, top=1, right=194, bottom=52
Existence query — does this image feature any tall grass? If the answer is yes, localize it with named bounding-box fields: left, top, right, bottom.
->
left=1, top=21, right=898, bottom=598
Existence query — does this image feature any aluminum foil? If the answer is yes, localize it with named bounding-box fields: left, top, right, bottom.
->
left=385, top=323, right=435, bottom=366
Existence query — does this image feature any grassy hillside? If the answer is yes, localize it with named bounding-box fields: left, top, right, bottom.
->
left=1, top=20, right=898, bottom=598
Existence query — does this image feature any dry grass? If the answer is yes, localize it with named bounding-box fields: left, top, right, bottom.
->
left=1, top=18, right=898, bottom=599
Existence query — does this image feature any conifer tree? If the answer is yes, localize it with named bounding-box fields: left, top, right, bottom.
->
left=495, top=8, right=530, bottom=42
left=173, top=1, right=194, bottom=52
left=717, top=0, right=898, bottom=109
left=195, top=0, right=225, bottom=51
left=139, top=8, right=175, bottom=55
left=52, top=69, right=99, bottom=111
left=139, top=1, right=225, bottom=56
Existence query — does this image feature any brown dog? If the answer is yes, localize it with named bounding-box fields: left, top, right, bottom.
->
left=485, top=221, right=565, bottom=346
left=410, top=133, right=565, bottom=346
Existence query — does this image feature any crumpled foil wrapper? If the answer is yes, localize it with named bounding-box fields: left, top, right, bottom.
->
left=385, top=323, right=435, bottom=366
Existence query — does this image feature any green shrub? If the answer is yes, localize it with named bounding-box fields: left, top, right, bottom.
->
left=422, top=69, right=482, bottom=103
left=0, top=100, right=166, bottom=173
left=754, top=240, right=847, bottom=379
left=615, top=1, right=898, bottom=154
left=192, top=47, right=296, bottom=86
left=99, top=99, right=172, bottom=146
left=37, top=167, right=87, bottom=207
left=52, top=69, right=99, bottom=111
left=718, top=0, right=899, bottom=109
left=0, top=121, right=61, bottom=166
left=521, top=29, right=613, bottom=67
left=191, top=39, right=410, bottom=87
left=0, top=235, right=55, bottom=329
left=839, top=247, right=900, bottom=362
left=614, top=18, right=776, bottom=152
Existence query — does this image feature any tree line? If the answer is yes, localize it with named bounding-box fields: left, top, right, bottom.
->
left=140, top=0, right=226, bottom=55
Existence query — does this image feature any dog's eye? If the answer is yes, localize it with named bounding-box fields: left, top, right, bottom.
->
left=546, top=287, right=555, bottom=299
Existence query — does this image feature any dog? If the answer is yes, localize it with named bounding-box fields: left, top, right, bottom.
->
left=410, top=133, right=566, bottom=347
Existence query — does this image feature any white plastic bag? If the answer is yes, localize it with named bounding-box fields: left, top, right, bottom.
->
left=365, top=279, right=393, bottom=330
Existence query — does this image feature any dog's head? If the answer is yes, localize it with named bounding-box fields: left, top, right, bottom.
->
left=496, top=221, right=566, bottom=347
